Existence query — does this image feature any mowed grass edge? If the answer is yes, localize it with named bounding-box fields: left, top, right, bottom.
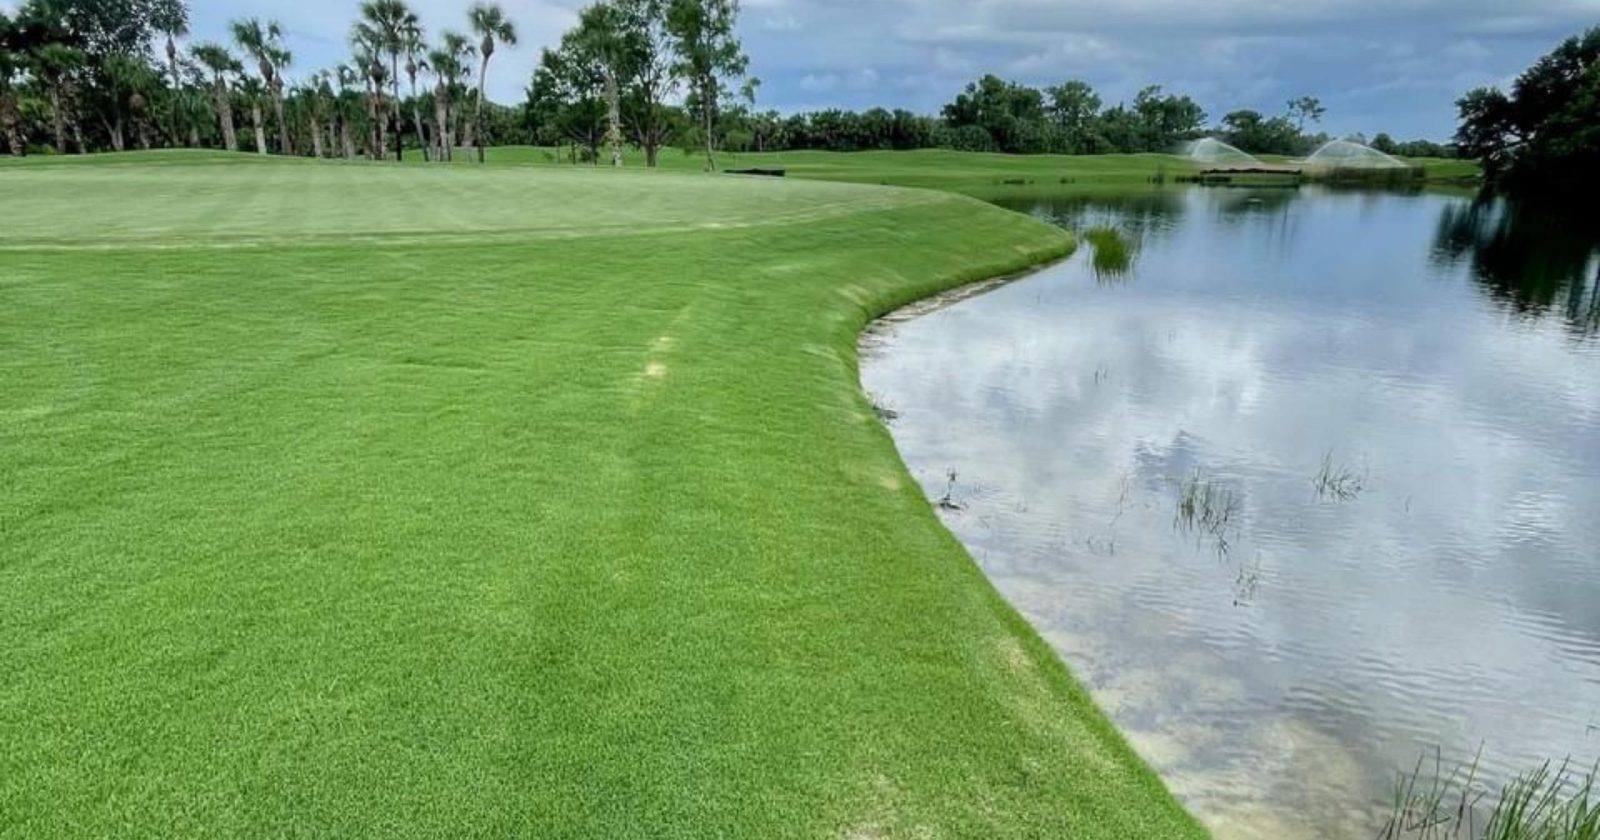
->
left=0, top=154, right=1211, bottom=838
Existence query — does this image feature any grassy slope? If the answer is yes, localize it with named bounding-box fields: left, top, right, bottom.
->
left=0, top=152, right=1209, bottom=839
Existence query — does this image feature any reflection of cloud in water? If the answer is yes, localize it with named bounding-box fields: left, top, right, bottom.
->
left=863, top=188, right=1600, bottom=840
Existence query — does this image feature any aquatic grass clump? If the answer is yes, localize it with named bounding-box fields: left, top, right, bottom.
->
left=1083, top=226, right=1136, bottom=279
left=1313, top=450, right=1368, bottom=501
left=1174, top=468, right=1240, bottom=555
left=1379, top=751, right=1600, bottom=840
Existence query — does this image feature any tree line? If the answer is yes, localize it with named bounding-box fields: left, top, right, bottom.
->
left=0, top=0, right=531, bottom=159
left=3, top=0, right=1503, bottom=167
left=528, top=36, right=1453, bottom=164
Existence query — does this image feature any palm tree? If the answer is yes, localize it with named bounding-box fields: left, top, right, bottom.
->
left=333, top=64, right=360, bottom=158
left=428, top=31, right=473, bottom=161
left=349, top=26, right=388, bottom=158
left=300, top=73, right=328, bottom=158
left=151, top=0, right=189, bottom=147
left=102, top=52, right=156, bottom=151
left=230, top=18, right=291, bottom=154
left=466, top=2, right=516, bottom=159
left=191, top=42, right=241, bottom=151
left=33, top=43, right=84, bottom=154
left=358, top=0, right=418, bottom=161
left=401, top=18, right=430, bottom=160
left=236, top=74, right=268, bottom=154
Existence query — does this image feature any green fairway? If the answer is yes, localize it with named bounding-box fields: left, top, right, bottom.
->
left=444, top=145, right=1477, bottom=195
left=0, top=152, right=1209, bottom=838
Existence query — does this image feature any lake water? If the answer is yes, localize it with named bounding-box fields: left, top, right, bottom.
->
left=861, top=187, right=1600, bottom=839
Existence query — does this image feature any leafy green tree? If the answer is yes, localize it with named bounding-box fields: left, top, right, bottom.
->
left=1286, top=95, right=1325, bottom=132
left=942, top=74, right=1044, bottom=153
left=664, top=0, right=745, bottom=170
left=466, top=2, right=516, bottom=157
left=567, top=2, right=635, bottom=167
left=1132, top=85, right=1205, bottom=151
left=1219, top=109, right=1301, bottom=155
left=616, top=0, right=674, bottom=166
left=1456, top=25, right=1600, bottom=192
left=529, top=40, right=607, bottom=162
left=1044, top=80, right=1100, bottom=153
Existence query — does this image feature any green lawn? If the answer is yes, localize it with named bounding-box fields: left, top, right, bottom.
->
left=0, top=152, right=1209, bottom=839
left=453, top=145, right=1477, bottom=194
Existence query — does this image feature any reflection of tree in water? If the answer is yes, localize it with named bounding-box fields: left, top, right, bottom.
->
left=1433, top=197, right=1600, bottom=337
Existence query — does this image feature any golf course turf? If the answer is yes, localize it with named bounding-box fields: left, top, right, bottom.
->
left=1, top=152, right=1209, bottom=838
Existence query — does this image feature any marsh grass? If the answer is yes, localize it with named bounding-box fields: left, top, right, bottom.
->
left=1379, top=750, right=1600, bottom=840
left=1083, top=226, right=1136, bottom=279
left=1314, top=450, right=1368, bottom=501
left=1174, top=468, right=1240, bottom=556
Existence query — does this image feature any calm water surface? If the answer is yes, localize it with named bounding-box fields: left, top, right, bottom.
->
left=861, top=188, right=1600, bottom=839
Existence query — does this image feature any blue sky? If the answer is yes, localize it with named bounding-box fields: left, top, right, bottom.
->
left=77, top=0, right=1600, bottom=138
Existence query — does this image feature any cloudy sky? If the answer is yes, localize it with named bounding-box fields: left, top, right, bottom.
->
left=164, top=0, right=1600, bottom=139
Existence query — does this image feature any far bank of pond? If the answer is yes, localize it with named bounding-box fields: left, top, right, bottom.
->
left=863, top=186, right=1600, bottom=840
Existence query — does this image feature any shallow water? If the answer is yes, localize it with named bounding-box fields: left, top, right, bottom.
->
left=861, top=187, right=1600, bottom=839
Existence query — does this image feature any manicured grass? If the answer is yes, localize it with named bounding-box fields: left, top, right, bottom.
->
left=0, top=151, right=1209, bottom=839
left=457, top=145, right=1478, bottom=194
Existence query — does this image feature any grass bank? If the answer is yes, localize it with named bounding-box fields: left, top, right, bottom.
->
left=0, top=152, right=1208, bottom=838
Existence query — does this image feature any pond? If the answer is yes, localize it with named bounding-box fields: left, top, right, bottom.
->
left=861, top=187, right=1600, bottom=839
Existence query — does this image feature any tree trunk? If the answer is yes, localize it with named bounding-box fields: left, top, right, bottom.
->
left=166, top=36, right=180, bottom=148
left=646, top=142, right=659, bottom=167
left=252, top=104, right=267, bottom=154
left=701, top=79, right=715, bottom=171
left=412, top=98, right=429, bottom=162
left=215, top=78, right=238, bottom=151
left=340, top=116, right=355, bottom=158
left=109, top=118, right=125, bottom=151
left=375, top=100, right=388, bottom=161
left=271, top=80, right=292, bottom=155
left=49, top=87, right=67, bottom=154
left=467, top=59, right=488, bottom=153
left=310, top=118, right=324, bottom=158
left=188, top=124, right=200, bottom=148
left=0, top=90, right=22, bottom=155
left=434, top=86, right=451, bottom=162
left=390, top=56, right=404, bottom=162
left=137, top=119, right=151, bottom=149
left=605, top=71, right=622, bottom=168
